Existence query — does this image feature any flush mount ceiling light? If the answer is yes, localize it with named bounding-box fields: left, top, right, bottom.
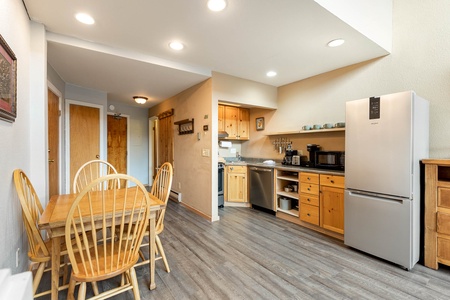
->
left=169, top=41, right=184, bottom=51
left=327, top=39, right=345, bottom=47
left=207, top=0, right=227, bottom=11
left=75, top=13, right=95, bottom=25
left=266, top=71, right=277, bottom=77
left=133, top=96, right=148, bottom=104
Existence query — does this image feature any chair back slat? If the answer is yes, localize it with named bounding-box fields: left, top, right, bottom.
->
left=150, top=162, right=173, bottom=232
left=13, top=169, right=50, bottom=259
left=73, top=160, right=120, bottom=193
left=65, top=174, right=150, bottom=278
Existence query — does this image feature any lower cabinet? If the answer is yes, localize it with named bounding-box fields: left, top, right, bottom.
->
left=277, top=170, right=345, bottom=239
left=319, top=174, right=345, bottom=234
left=225, top=166, right=248, bottom=202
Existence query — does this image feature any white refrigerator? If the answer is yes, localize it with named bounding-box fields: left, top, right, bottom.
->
left=344, top=91, right=429, bottom=270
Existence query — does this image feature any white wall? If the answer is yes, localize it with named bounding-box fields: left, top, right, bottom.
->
left=0, top=0, right=36, bottom=272
left=243, top=0, right=450, bottom=159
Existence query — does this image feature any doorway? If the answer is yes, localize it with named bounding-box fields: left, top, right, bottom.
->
left=47, top=84, right=61, bottom=198
left=107, top=113, right=128, bottom=176
left=65, top=100, right=104, bottom=193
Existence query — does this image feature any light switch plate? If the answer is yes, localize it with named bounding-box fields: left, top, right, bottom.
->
left=202, top=149, right=210, bottom=157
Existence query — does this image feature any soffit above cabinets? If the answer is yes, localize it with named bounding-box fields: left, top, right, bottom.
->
left=24, top=0, right=392, bottom=108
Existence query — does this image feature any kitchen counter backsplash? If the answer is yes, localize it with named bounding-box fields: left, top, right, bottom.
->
left=223, top=157, right=344, bottom=175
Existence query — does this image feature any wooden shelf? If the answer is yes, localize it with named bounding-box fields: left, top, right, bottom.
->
left=277, top=190, right=299, bottom=199
left=277, top=207, right=298, bottom=217
left=277, top=175, right=299, bottom=182
left=266, top=127, right=345, bottom=136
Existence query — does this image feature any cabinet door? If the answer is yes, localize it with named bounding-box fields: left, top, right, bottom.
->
left=227, top=172, right=247, bottom=202
left=320, top=185, right=344, bottom=234
left=224, top=106, right=239, bottom=138
left=218, top=105, right=225, bottom=132
left=238, top=108, right=250, bottom=139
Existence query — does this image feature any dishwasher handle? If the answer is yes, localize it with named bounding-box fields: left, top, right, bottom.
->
left=249, top=167, right=273, bottom=172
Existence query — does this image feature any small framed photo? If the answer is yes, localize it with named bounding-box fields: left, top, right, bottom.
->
left=0, top=34, right=17, bottom=122
left=256, top=117, right=264, bottom=131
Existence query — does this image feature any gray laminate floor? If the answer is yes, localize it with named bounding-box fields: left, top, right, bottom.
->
left=40, top=201, right=450, bottom=299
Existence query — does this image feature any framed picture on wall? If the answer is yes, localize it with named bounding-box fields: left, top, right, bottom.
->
left=256, top=117, right=264, bottom=131
left=0, top=34, right=17, bottom=122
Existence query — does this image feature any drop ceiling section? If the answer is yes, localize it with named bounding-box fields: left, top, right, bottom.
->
left=24, top=0, right=392, bottom=107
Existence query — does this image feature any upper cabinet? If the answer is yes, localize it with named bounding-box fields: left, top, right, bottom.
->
left=220, top=104, right=250, bottom=140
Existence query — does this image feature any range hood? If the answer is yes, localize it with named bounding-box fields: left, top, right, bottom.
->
left=218, top=131, right=229, bottom=139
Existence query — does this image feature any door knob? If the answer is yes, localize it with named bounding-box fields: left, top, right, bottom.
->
left=96, top=155, right=100, bottom=159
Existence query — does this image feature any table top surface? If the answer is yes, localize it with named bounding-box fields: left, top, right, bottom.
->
left=39, top=187, right=164, bottom=232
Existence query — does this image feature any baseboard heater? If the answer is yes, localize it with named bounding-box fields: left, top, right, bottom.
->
left=169, top=190, right=182, bottom=202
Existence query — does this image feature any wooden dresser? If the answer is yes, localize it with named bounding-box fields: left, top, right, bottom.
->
left=423, top=159, right=450, bottom=269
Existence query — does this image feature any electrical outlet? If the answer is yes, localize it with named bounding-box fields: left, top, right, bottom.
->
left=16, top=248, right=20, bottom=267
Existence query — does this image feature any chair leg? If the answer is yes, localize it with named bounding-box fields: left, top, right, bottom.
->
left=67, top=277, right=76, bottom=300
left=77, top=282, right=87, bottom=300
left=91, top=281, right=99, bottom=295
left=155, top=235, right=170, bottom=273
left=32, top=262, right=46, bottom=295
left=129, top=268, right=141, bottom=300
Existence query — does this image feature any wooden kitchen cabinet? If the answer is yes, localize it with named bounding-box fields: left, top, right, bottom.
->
left=225, top=165, right=248, bottom=202
left=299, top=172, right=320, bottom=225
left=422, top=159, right=450, bottom=270
left=319, top=174, right=345, bottom=234
left=221, top=105, right=250, bottom=140
left=218, top=104, right=225, bottom=132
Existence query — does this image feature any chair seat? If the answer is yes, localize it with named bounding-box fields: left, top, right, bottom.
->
left=71, top=242, right=140, bottom=282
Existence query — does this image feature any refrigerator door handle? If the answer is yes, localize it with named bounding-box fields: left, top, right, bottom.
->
left=347, top=189, right=407, bottom=204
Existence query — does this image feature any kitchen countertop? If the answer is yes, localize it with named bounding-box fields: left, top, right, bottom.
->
left=224, top=160, right=345, bottom=176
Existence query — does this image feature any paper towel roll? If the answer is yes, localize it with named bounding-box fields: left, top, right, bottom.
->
left=219, top=141, right=232, bottom=148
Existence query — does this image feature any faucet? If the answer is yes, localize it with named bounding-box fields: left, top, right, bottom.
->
left=236, top=152, right=241, bottom=161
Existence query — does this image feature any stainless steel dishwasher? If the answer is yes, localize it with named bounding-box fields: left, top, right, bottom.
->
left=249, top=166, right=274, bottom=212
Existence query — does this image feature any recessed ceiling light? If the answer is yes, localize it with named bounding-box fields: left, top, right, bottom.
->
left=169, top=41, right=184, bottom=51
left=327, top=39, right=345, bottom=47
left=266, top=71, right=277, bottom=77
left=208, top=0, right=227, bottom=12
left=75, top=13, right=95, bottom=25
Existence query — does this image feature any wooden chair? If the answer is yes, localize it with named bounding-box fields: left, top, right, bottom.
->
left=13, top=169, right=68, bottom=298
left=72, top=159, right=119, bottom=193
left=65, top=174, right=150, bottom=300
left=136, top=162, right=173, bottom=272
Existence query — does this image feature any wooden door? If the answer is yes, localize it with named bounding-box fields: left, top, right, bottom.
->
left=320, top=185, right=345, bottom=234
left=48, top=88, right=59, bottom=198
left=238, top=108, right=250, bottom=139
left=224, top=106, right=238, bottom=138
left=218, top=105, right=225, bottom=132
left=69, top=104, right=100, bottom=190
left=107, top=114, right=127, bottom=175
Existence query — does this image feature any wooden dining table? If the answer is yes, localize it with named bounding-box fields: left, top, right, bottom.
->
left=38, top=187, right=164, bottom=300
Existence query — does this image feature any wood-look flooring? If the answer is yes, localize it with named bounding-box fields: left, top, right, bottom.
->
left=41, top=201, right=450, bottom=299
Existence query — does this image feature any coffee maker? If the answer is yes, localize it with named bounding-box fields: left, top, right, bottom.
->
left=282, top=144, right=298, bottom=165
left=305, top=144, right=320, bottom=167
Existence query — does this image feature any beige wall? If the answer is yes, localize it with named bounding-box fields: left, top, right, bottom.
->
left=149, top=79, right=214, bottom=219
left=212, top=71, right=278, bottom=109
left=243, top=0, right=450, bottom=159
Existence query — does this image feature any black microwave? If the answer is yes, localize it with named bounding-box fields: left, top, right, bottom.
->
left=314, top=151, right=345, bottom=170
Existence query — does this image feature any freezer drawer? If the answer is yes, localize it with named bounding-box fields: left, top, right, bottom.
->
left=344, top=190, right=417, bottom=270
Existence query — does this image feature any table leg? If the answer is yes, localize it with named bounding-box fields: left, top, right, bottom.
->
left=51, top=236, right=61, bottom=300
left=149, top=212, right=156, bottom=290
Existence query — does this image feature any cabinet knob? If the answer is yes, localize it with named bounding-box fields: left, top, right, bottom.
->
left=307, top=213, right=311, bottom=217
left=331, top=180, right=335, bottom=184
left=307, top=198, right=310, bottom=202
